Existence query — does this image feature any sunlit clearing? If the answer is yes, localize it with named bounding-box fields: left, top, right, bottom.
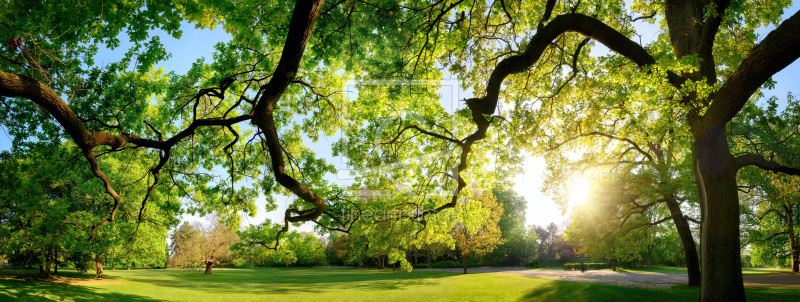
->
left=568, top=180, right=591, bottom=208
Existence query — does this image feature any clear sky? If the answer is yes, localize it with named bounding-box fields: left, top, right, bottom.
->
left=2, top=5, right=799, bottom=233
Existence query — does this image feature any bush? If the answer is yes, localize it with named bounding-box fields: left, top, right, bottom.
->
left=537, top=258, right=563, bottom=268
left=430, top=260, right=461, bottom=268
left=523, top=261, right=541, bottom=269
left=563, top=263, right=608, bottom=271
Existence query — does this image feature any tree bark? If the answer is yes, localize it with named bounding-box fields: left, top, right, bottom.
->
left=427, top=250, right=431, bottom=268
left=787, top=205, right=798, bottom=273
left=664, top=195, right=702, bottom=286
left=95, top=254, right=104, bottom=279
left=43, top=252, right=51, bottom=278
left=693, top=125, right=745, bottom=301
left=204, top=262, right=213, bottom=275
left=53, top=250, right=58, bottom=275
left=646, top=245, right=654, bottom=269
left=463, top=253, right=468, bottom=274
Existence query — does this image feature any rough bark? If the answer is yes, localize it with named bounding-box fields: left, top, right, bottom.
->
left=95, top=254, right=104, bottom=279
left=462, top=254, right=468, bottom=274
left=692, top=124, right=745, bottom=301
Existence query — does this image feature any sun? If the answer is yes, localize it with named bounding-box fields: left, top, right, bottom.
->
left=568, top=179, right=591, bottom=208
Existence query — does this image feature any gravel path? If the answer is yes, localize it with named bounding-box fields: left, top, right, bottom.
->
left=416, top=267, right=800, bottom=289
left=417, top=267, right=685, bottom=289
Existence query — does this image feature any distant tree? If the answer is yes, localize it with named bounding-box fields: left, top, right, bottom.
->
left=741, top=173, right=799, bottom=271
left=733, top=96, right=800, bottom=273
left=452, top=191, right=504, bottom=274
left=170, top=216, right=239, bottom=274
left=484, top=189, right=536, bottom=266
left=282, top=231, right=326, bottom=266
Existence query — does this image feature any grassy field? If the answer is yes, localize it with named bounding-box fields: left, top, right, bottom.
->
left=1, top=267, right=798, bottom=301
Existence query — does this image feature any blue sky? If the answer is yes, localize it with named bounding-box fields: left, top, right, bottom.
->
left=2, top=5, right=799, bottom=232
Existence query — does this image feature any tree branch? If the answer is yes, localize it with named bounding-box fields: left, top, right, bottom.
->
left=736, top=153, right=800, bottom=176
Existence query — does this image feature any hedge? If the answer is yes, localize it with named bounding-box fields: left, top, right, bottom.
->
left=563, top=263, right=608, bottom=271
left=430, top=260, right=461, bottom=268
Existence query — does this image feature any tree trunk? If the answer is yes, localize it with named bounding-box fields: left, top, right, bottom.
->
left=787, top=205, right=798, bottom=273
left=38, top=263, right=43, bottom=274
left=646, top=245, right=654, bottom=269
left=53, top=250, right=58, bottom=276
left=664, top=195, right=702, bottom=286
left=463, top=253, right=468, bottom=274
left=204, top=262, right=213, bottom=275
left=95, top=254, right=104, bottom=279
left=693, top=127, right=745, bottom=302
left=427, top=250, right=431, bottom=268
left=43, top=252, right=51, bottom=278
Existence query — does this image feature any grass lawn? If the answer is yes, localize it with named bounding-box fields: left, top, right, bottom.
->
left=1, top=267, right=798, bottom=301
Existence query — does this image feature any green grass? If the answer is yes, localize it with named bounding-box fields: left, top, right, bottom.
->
left=0, top=267, right=797, bottom=301
left=614, top=266, right=688, bottom=274
left=741, top=267, right=793, bottom=275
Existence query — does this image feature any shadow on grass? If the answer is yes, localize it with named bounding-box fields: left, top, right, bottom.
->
left=0, top=279, right=158, bottom=301
left=121, top=267, right=454, bottom=295
left=520, top=280, right=698, bottom=302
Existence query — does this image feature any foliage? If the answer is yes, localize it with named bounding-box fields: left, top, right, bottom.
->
left=452, top=191, right=505, bottom=266
left=486, top=188, right=538, bottom=266
left=3, top=0, right=800, bottom=298
left=169, top=215, right=239, bottom=273
left=563, top=263, right=608, bottom=270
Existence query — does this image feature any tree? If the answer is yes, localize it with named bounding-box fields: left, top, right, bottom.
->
left=487, top=188, right=538, bottom=266
left=0, top=144, right=174, bottom=278
left=538, top=113, right=703, bottom=285
left=170, top=216, right=239, bottom=274
left=732, top=95, right=800, bottom=272
left=741, top=174, right=800, bottom=271
left=4, top=1, right=800, bottom=300
left=452, top=191, right=504, bottom=274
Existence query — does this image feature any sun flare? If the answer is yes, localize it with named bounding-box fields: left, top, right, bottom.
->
left=568, top=180, right=591, bottom=208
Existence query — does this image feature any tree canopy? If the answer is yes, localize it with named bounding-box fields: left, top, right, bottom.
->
left=3, top=0, right=800, bottom=300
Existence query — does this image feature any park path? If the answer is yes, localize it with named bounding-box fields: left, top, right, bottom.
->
left=415, top=267, right=800, bottom=289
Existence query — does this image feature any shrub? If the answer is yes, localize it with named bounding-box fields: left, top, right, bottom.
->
left=430, top=260, right=461, bottom=268
left=523, top=261, right=541, bottom=269
left=563, top=263, right=608, bottom=271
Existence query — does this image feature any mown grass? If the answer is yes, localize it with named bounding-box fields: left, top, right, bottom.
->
left=0, top=267, right=797, bottom=301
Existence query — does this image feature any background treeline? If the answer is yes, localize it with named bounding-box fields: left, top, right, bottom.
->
left=164, top=189, right=696, bottom=271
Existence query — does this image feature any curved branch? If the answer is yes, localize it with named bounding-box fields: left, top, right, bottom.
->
left=250, top=0, right=328, bottom=225
left=473, top=13, right=685, bottom=115
left=547, top=131, right=655, bottom=163
left=736, top=153, right=800, bottom=176
left=705, top=9, right=800, bottom=126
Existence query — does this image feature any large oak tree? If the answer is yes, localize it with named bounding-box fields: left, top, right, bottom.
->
left=3, top=0, right=800, bottom=300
